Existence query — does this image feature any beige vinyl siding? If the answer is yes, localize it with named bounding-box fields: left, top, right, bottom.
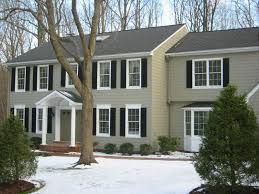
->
left=169, top=52, right=259, bottom=102
left=9, top=57, right=153, bottom=148
left=249, top=91, right=259, bottom=123
left=151, top=26, right=188, bottom=144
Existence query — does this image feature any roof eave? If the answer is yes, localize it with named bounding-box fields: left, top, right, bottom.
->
left=4, top=51, right=152, bottom=66
left=166, top=46, right=259, bottom=57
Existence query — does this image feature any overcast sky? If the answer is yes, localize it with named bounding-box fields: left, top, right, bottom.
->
left=161, top=0, right=173, bottom=25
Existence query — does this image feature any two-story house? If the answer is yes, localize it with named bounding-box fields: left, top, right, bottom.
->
left=6, top=24, right=188, bottom=151
left=166, top=27, right=259, bottom=152
left=5, top=25, right=259, bottom=152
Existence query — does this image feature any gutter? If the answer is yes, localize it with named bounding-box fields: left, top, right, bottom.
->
left=166, top=46, right=259, bottom=57
left=4, top=52, right=152, bottom=66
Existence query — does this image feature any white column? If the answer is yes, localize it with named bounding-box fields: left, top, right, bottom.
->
left=55, top=107, right=61, bottom=141
left=41, top=106, right=48, bottom=145
left=70, top=106, right=76, bottom=147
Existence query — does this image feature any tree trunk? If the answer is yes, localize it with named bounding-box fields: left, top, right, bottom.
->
left=0, top=65, right=8, bottom=122
left=37, top=3, right=46, bottom=46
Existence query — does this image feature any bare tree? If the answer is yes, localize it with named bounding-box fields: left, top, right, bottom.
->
left=233, top=0, right=255, bottom=27
left=2, top=0, right=102, bottom=165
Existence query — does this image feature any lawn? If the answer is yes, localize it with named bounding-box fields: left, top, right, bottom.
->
left=31, top=156, right=201, bottom=194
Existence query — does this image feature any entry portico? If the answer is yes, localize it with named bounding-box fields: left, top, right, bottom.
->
left=35, top=90, right=82, bottom=147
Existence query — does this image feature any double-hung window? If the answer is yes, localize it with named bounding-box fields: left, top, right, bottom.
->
left=36, top=108, right=43, bottom=134
left=96, top=105, right=111, bottom=136
left=184, top=109, right=210, bottom=136
left=15, top=67, right=26, bottom=92
left=66, top=64, right=78, bottom=88
left=126, top=104, right=141, bottom=138
left=38, top=65, right=49, bottom=91
left=14, top=105, right=25, bottom=126
left=193, top=58, right=223, bottom=88
left=97, top=61, right=111, bottom=90
left=127, top=59, right=141, bottom=89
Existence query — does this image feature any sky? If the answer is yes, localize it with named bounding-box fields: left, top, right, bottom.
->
left=161, top=0, right=173, bottom=25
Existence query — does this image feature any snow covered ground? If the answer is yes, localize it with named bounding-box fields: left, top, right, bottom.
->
left=31, top=156, right=201, bottom=194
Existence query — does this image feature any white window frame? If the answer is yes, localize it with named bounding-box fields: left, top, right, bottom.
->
left=37, top=65, right=49, bottom=92
left=97, top=60, right=111, bottom=90
left=192, top=58, right=223, bottom=89
left=36, top=107, right=43, bottom=134
left=65, top=63, right=79, bottom=88
left=14, top=104, right=25, bottom=126
left=126, top=58, right=142, bottom=89
left=15, top=66, right=26, bottom=92
left=96, top=104, right=111, bottom=137
left=184, top=108, right=212, bottom=137
left=125, top=104, right=141, bottom=138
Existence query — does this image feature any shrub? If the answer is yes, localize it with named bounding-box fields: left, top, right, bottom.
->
left=104, top=143, right=117, bottom=154
left=119, top=143, right=134, bottom=155
left=0, top=116, right=37, bottom=183
left=30, top=137, right=42, bottom=149
left=194, top=86, right=259, bottom=191
left=139, top=144, right=152, bottom=155
left=158, top=136, right=178, bottom=154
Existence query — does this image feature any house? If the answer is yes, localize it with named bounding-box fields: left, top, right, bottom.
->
left=5, top=25, right=259, bottom=152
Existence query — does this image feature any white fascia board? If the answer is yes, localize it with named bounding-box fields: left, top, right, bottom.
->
left=246, top=83, right=259, bottom=102
left=166, top=46, right=259, bottom=57
left=4, top=52, right=151, bottom=66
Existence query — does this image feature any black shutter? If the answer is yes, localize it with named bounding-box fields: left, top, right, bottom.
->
left=92, top=62, right=97, bottom=89
left=111, top=61, right=117, bottom=88
left=223, top=58, right=229, bottom=87
left=61, top=66, right=66, bottom=87
left=120, top=60, right=126, bottom=88
left=93, top=108, right=96, bottom=135
left=78, top=64, right=83, bottom=82
left=11, top=67, right=15, bottom=91
left=47, top=108, right=52, bottom=133
left=186, top=60, right=192, bottom=88
left=110, top=108, right=116, bottom=136
left=48, top=65, right=53, bottom=90
left=25, top=67, right=30, bottom=91
left=141, top=58, right=147, bottom=88
left=120, top=108, right=125, bottom=136
left=31, top=108, right=36, bottom=133
left=10, top=108, right=14, bottom=115
left=25, top=108, right=29, bottom=132
left=141, top=108, right=147, bottom=137
left=33, top=66, right=37, bottom=91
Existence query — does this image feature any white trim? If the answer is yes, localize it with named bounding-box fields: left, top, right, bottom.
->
left=126, top=58, right=142, bottom=89
left=5, top=52, right=151, bottom=66
left=166, top=46, right=259, bottom=57
left=15, top=66, right=26, bottom=92
left=96, top=104, right=111, bottom=137
left=97, top=60, right=111, bottom=90
left=192, top=58, right=223, bottom=89
left=125, top=104, right=141, bottom=138
left=65, top=63, right=78, bottom=88
left=246, top=83, right=259, bottom=102
left=151, top=25, right=188, bottom=55
left=37, top=65, right=49, bottom=92
left=35, top=90, right=82, bottom=106
left=70, top=106, right=76, bottom=147
left=182, top=107, right=212, bottom=111
left=36, top=107, right=43, bottom=134
left=14, top=104, right=25, bottom=126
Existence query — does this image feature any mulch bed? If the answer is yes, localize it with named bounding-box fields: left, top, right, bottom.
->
left=190, top=185, right=259, bottom=194
left=0, top=180, right=35, bottom=194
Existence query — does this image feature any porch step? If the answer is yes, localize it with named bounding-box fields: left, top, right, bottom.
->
left=40, top=143, right=80, bottom=153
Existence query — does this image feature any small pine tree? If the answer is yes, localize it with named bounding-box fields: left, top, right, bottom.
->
left=0, top=116, right=37, bottom=183
left=194, top=86, right=259, bottom=192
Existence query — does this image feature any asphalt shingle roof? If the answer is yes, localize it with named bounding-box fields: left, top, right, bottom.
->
left=167, top=27, right=259, bottom=53
left=183, top=102, right=214, bottom=108
left=8, top=24, right=184, bottom=63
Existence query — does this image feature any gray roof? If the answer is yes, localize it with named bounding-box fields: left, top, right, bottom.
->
left=168, top=27, right=259, bottom=53
left=8, top=24, right=184, bottom=63
left=58, top=91, right=82, bottom=103
left=183, top=102, right=214, bottom=108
